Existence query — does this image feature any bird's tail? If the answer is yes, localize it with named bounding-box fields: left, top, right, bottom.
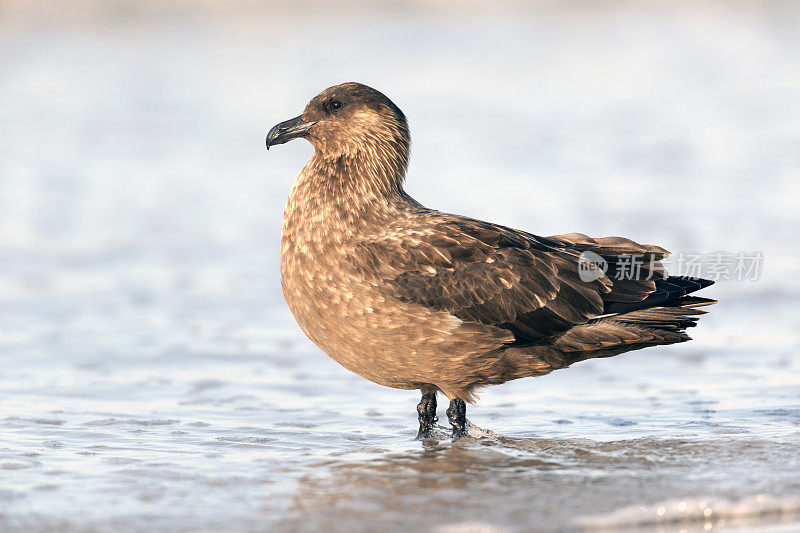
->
left=553, top=281, right=716, bottom=363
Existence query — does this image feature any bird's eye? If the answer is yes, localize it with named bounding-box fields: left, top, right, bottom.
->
left=330, top=100, right=343, bottom=110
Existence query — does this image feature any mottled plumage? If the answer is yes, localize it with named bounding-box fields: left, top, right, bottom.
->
left=267, top=82, right=715, bottom=438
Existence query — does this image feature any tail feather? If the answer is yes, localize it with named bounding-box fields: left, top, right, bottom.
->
left=511, top=234, right=717, bottom=375
left=554, top=291, right=716, bottom=364
left=604, top=275, right=715, bottom=314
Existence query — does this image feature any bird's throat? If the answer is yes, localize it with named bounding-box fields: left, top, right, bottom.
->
left=306, top=147, right=408, bottom=206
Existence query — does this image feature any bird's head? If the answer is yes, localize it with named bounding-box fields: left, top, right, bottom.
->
left=266, top=82, right=410, bottom=163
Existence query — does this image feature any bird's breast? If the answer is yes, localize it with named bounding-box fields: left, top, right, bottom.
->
left=280, top=175, right=372, bottom=334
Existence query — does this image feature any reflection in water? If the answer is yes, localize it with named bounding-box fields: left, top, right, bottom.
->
left=278, top=432, right=800, bottom=532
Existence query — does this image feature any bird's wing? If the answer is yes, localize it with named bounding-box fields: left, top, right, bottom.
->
left=349, top=214, right=670, bottom=343
left=545, top=232, right=714, bottom=314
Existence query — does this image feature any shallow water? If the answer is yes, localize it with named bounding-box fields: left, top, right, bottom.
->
left=1, top=1, right=800, bottom=532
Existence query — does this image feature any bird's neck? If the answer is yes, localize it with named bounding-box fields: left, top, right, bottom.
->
left=290, top=145, right=410, bottom=216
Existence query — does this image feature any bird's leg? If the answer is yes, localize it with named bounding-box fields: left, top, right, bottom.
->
left=446, top=398, right=467, bottom=439
left=416, top=392, right=438, bottom=439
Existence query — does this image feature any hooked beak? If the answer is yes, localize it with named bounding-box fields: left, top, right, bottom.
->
left=266, top=115, right=315, bottom=150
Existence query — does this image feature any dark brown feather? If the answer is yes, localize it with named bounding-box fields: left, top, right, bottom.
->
left=353, top=213, right=713, bottom=346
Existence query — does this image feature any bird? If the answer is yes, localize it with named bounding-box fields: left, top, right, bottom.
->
left=267, top=82, right=715, bottom=439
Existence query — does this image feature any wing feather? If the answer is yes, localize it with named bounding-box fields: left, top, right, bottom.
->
left=347, top=213, right=705, bottom=344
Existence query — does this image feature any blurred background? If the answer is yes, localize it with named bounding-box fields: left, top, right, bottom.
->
left=1, top=1, right=799, bottom=532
